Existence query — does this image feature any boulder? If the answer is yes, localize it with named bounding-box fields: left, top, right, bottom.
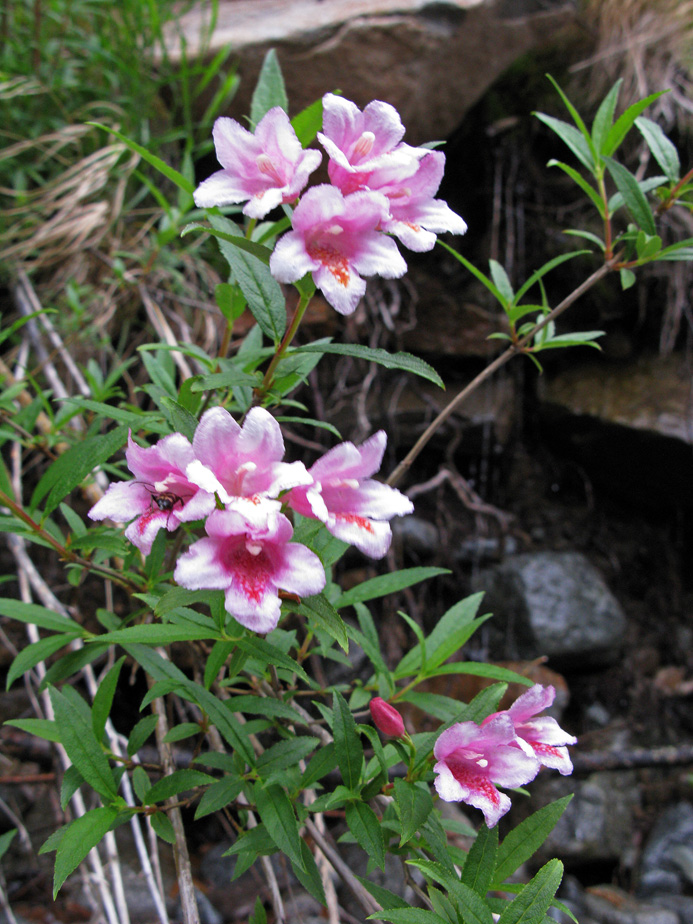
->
left=471, top=551, right=627, bottom=667
left=161, top=0, right=577, bottom=143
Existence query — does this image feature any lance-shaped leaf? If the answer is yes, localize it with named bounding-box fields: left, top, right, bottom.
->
left=293, top=343, right=443, bottom=388
left=345, top=801, right=385, bottom=870
left=492, top=796, right=572, bottom=887
left=635, top=116, right=681, bottom=183
left=461, top=823, right=498, bottom=896
left=497, top=859, right=563, bottom=924
left=250, top=49, right=288, bottom=126
left=297, top=593, right=349, bottom=652
left=7, top=633, right=80, bottom=689
left=394, top=778, right=434, bottom=846
left=604, top=156, right=656, bottom=234
left=335, top=567, right=448, bottom=610
left=53, top=806, right=120, bottom=898
left=143, top=769, right=216, bottom=804
left=254, top=782, right=304, bottom=870
left=49, top=687, right=118, bottom=801
left=333, top=691, right=364, bottom=790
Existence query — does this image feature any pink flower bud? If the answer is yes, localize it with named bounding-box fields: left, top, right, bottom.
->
left=369, top=697, right=405, bottom=738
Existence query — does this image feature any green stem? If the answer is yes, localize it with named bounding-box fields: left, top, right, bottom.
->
left=258, top=291, right=313, bottom=397
left=658, top=164, right=693, bottom=212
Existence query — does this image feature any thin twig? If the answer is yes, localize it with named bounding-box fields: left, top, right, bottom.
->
left=387, top=260, right=615, bottom=487
left=304, top=817, right=382, bottom=917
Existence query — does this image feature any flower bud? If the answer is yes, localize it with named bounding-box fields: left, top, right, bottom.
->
left=369, top=697, right=405, bottom=738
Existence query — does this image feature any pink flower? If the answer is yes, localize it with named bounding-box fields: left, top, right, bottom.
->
left=285, top=431, right=413, bottom=559
left=173, top=508, right=325, bottom=634
left=369, top=697, right=406, bottom=738
left=185, top=407, right=311, bottom=523
left=269, top=185, right=407, bottom=315
left=433, top=715, right=540, bottom=828
left=318, top=94, right=415, bottom=176
left=487, top=684, right=577, bottom=776
left=193, top=107, right=322, bottom=218
left=88, top=432, right=215, bottom=556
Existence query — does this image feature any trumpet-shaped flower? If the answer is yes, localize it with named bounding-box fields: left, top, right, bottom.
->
left=433, top=715, right=540, bottom=828
left=270, top=185, right=407, bottom=315
left=318, top=94, right=413, bottom=173
left=185, top=407, right=311, bottom=523
left=485, top=684, right=577, bottom=775
left=173, top=508, right=325, bottom=634
left=88, top=432, right=215, bottom=556
left=285, top=430, right=413, bottom=558
left=193, top=107, right=322, bottom=218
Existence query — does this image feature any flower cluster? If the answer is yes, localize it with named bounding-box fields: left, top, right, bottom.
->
left=89, top=408, right=412, bottom=633
left=195, top=94, right=466, bottom=315
left=432, top=684, right=577, bottom=827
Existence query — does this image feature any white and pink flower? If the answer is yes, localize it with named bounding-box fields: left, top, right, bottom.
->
left=285, top=430, right=413, bottom=559
left=484, top=684, right=577, bottom=776
left=88, top=432, right=216, bottom=556
left=173, top=508, right=325, bottom=634
left=433, top=715, right=540, bottom=828
left=185, top=407, right=311, bottom=524
left=270, top=185, right=406, bottom=315
left=193, top=107, right=322, bottom=218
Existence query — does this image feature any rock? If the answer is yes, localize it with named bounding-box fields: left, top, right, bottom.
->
left=583, top=885, right=679, bottom=924
left=471, top=551, right=627, bottom=667
left=638, top=802, right=693, bottom=898
left=644, top=894, right=693, bottom=923
left=161, top=0, right=576, bottom=144
left=540, top=355, right=693, bottom=509
left=528, top=772, right=640, bottom=866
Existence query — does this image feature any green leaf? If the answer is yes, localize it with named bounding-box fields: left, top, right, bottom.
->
left=256, top=736, right=321, bottom=777
left=181, top=222, right=273, bottom=262
left=369, top=910, right=449, bottom=924
left=394, top=778, right=434, bottom=846
left=0, top=828, right=16, bottom=862
left=144, top=769, right=216, bottom=804
left=545, top=75, right=596, bottom=162
left=427, top=662, right=534, bottom=685
left=5, top=717, right=60, bottom=742
left=335, top=567, right=449, bottom=610
left=226, top=694, right=305, bottom=724
left=489, top=260, right=514, bottom=306
left=185, top=684, right=256, bottom=767
left=160, top=397, right=198, bottom=442
left=345, top=801, right=385, bottom=869
left=254, top=782, right=304, bottom=869
left=95, top=623, right=221, bottom=645
left=7, top=633, right=79, bottom=689
left=461, top=823, right=498, bottom=896
left=250, top=896, right=267, bottom=924
left=49, top=688, right=117, bottom=800
left=60, top=765, right=84, bottom=810
left=620, top=268, right=636, bottom=290
left=357, top=876, right=410, bottom=910
left=591, top=79, right=622, bottom=153
left=297, top=593, right=349, bottom=652
left=547, top=160, right=605, bottom=215
left=31, top=425, right=128, bottom=516
left=493, top=796, right=572, bottom=887
left=150, top=811, right=177, bottom=844
left=293, top=343, right=443, bottom=387
left=92, top=656, right=125, bottom=743
left=0, top=598, right=81, bottom=634
left=395, top=592, right=486, bottom=678
left=163, top=723, right=201, bottom=743
left=604, top=156, right=656, bottom=234
left=300, top=743, right=337, bottom=789
left=127, top=715, right=160, bottom=757
left=497, top=859, right=563, bottom=924
left=189, top=369, right=262, bottom=393
left=250, top=49, right=288, bottom=126
left=209, top=213, right=286, bottom=344
left=236, top=636, right=310, bottom=685
left=635, top=116, right=680, bottom=183
left=53, top=806, right=119, bottom=897
left=333, top=691, right=364, bottom=790
left=437, top=242, right=506, bottom=304
left=195, top=775, right=243, bottom=819
left=291, top=838, right=327, bottom=905
left=292, top=97, right=323, bottom=147
left=534, top=113, right=594, bottom=172
left=603, top=91, right=667, bottom=156
left=87, top=122, right=194, bottom=195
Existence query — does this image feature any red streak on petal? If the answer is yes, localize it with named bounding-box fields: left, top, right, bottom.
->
left=308, top=242, right=350, bottom=288
left=137, top=510, right=159, bottom=535
left=404, top=221, right=421, bottom=232
left=336, top=513, right=374, bottom=534
left=530, top=741, right=564, bottom=761
left=447, top=756, right=500, bottom=806
left=226, top=545, right=272, bottom=605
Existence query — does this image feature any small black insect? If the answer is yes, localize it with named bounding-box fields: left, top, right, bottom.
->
left=130, top=482, right=186, bottom=526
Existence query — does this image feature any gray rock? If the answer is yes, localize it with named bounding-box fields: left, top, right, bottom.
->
left=529, top=772, right=640, bottom=865
left=583, top=888, right=679, bottom=924
left=392, top=515, right=439, bottom=556
left=471, top=551, right=627, bottom=666
left=638, top=802, right=693, bottom=897
left=644, top=894, right=693, bottom=923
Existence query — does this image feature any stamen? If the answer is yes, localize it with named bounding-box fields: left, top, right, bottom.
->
left=353, top=130, right=376, bottom=160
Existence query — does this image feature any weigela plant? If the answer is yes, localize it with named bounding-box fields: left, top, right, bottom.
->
left=3, top=49, right=693, bottom=924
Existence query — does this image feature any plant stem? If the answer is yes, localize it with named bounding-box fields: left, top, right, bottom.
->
left=387, top=259, right=615, bottom=488
left=259, top=290, right=313, bottom=396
